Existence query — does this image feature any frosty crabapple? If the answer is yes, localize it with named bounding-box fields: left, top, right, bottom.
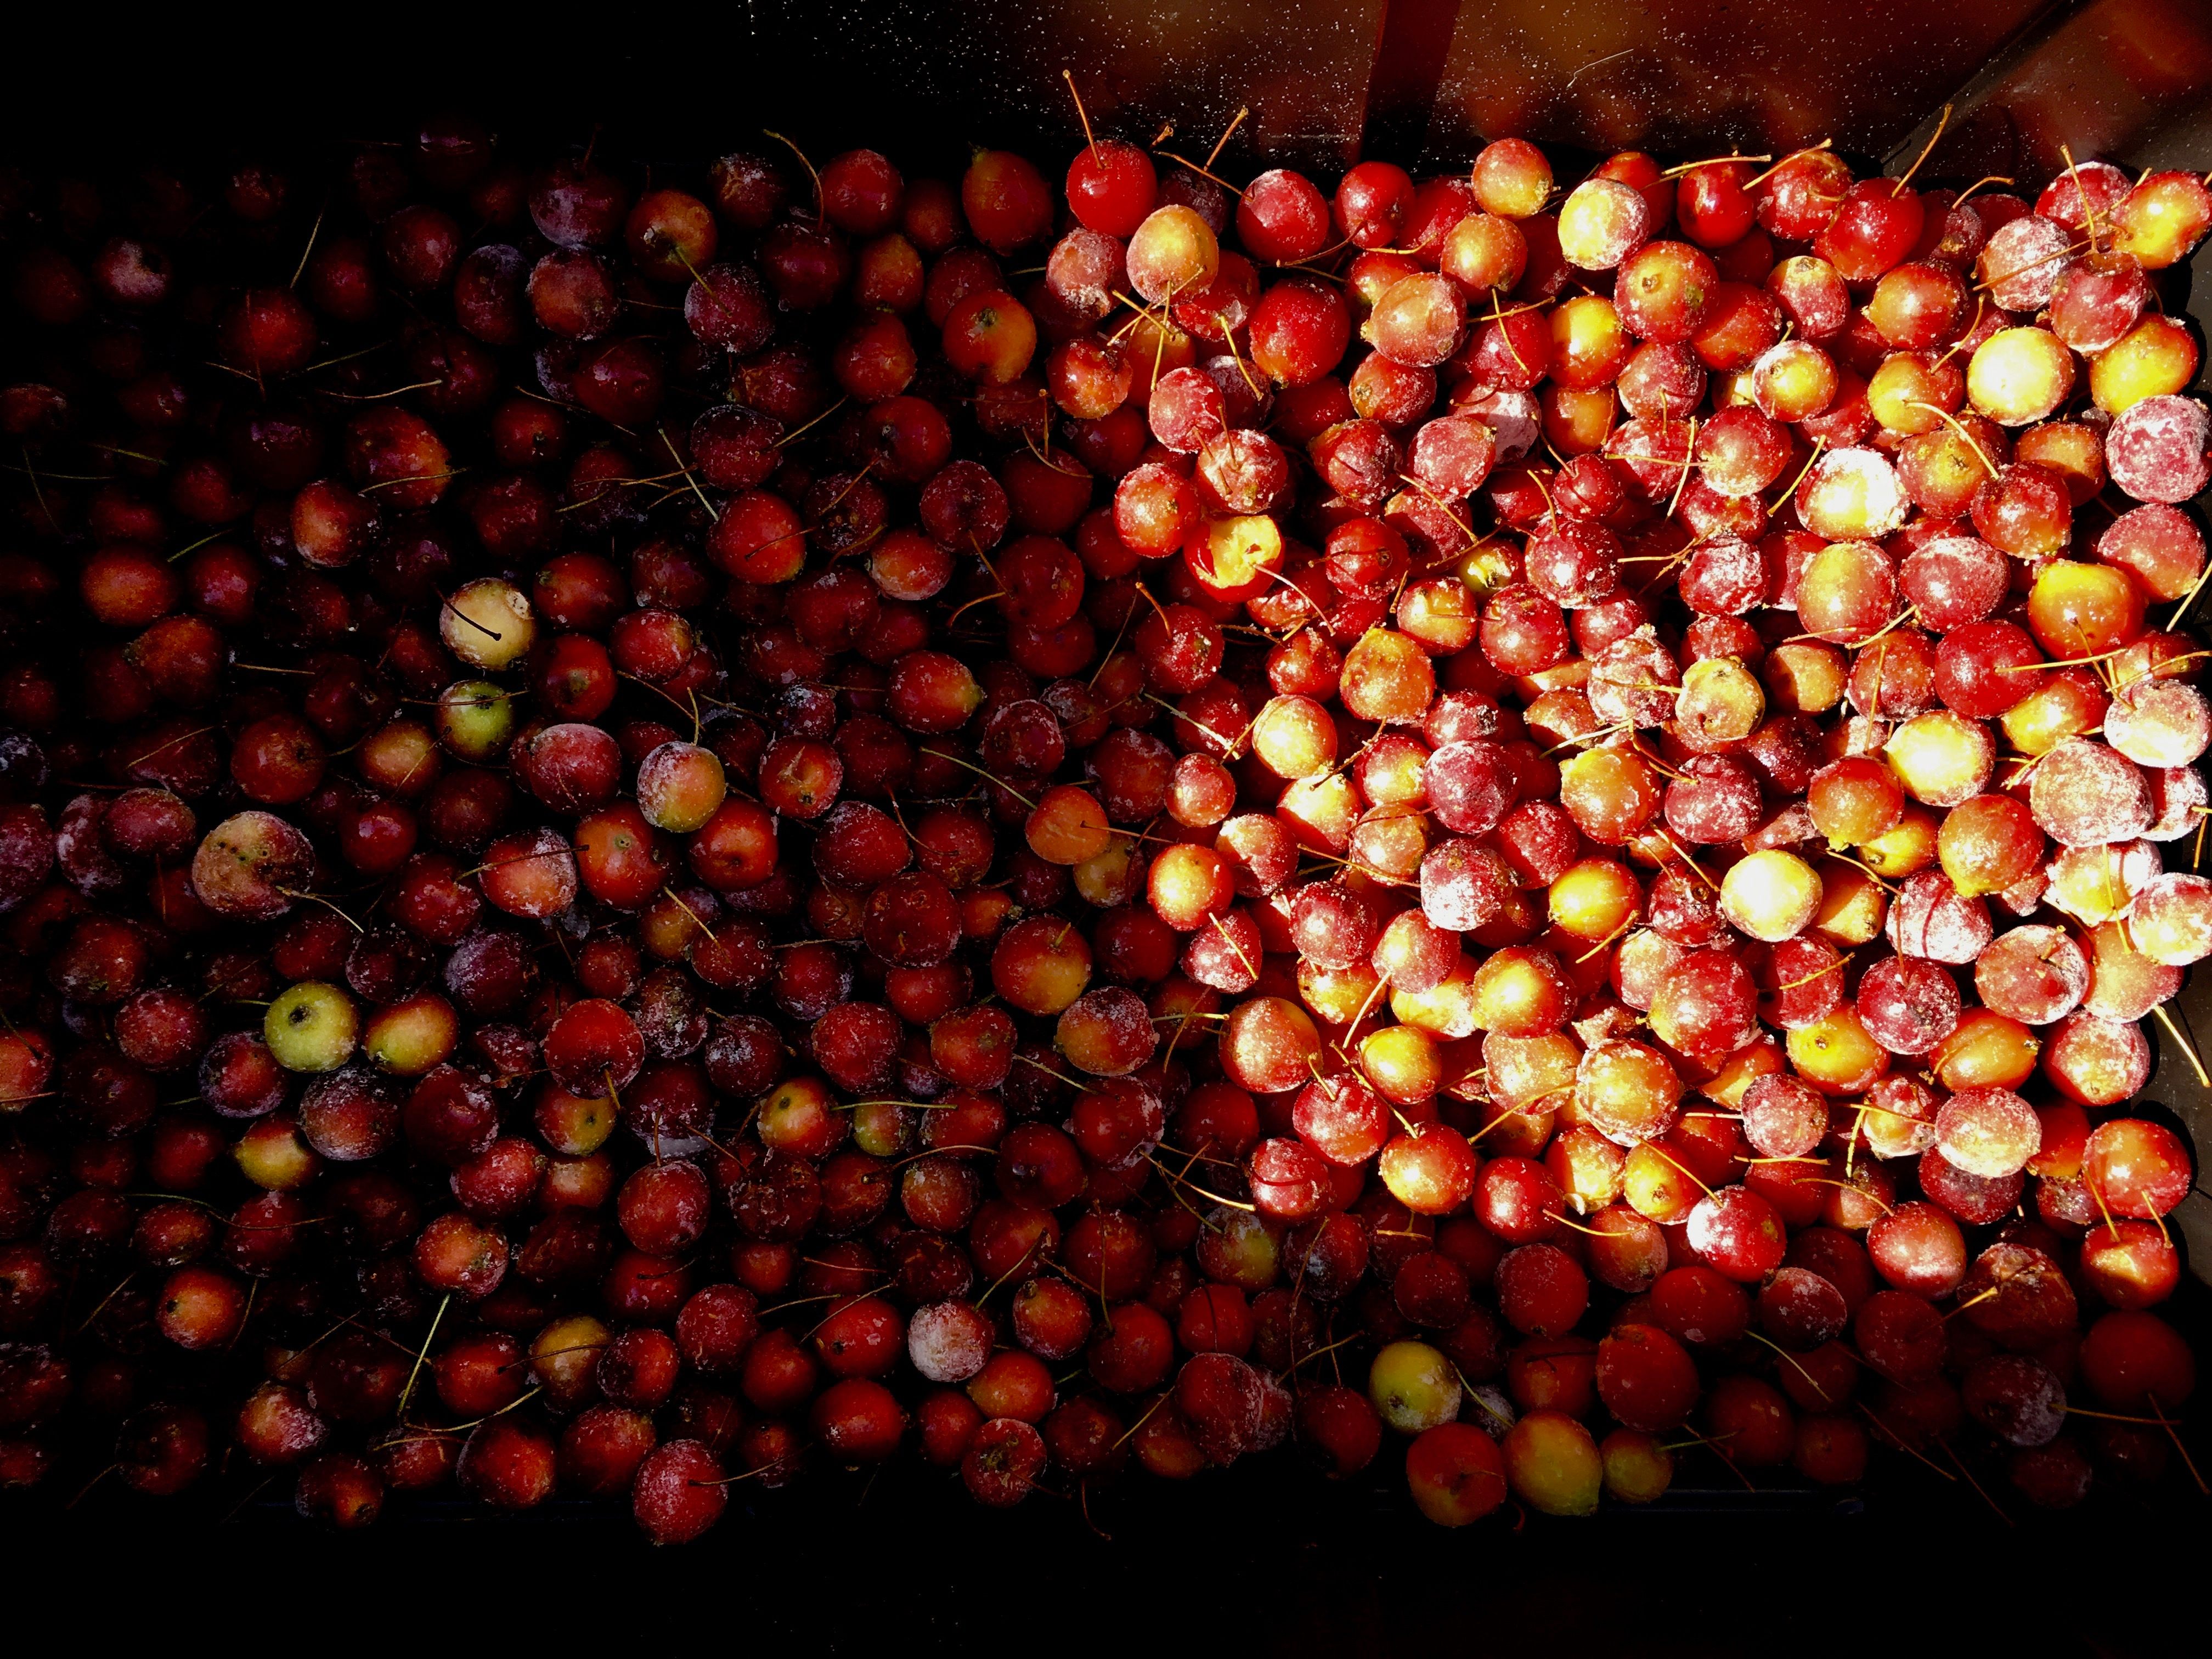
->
left=0, top=105, right=2200, bottom=1545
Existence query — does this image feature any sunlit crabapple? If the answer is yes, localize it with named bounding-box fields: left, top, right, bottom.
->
left=2125, top=872, right=2212, bottom=968
left=1882, top=711, right=1994, bottom=811
left=1929, top=1084, right=2040, bottom=1180
left=1233, top=1138, right=1321, bottom=1224
left=1458, top=139, right=1549, bottom=223
left=1126, top=205, right=1218, bottom=307
left=1960, top=325, right=2072, bottom=427
left=2104, top=674, right=2211, bottom=769
left=2080, top=1118, right=2192, bottom=1221
left=1852, top=955, right=1960, bottom=1057
left=1556, top=747, right=1661, bottom=847
left=1055, top=986, right=1154, bottom=1078
left=2041, top=839, right=2156, bottom=930
left=2092, top=309, right=2201, bottom=422
left=2040, top=1009, right=2149, bottom=1109
left=1318, top=159, right=1409, bottom=250
left=1883, top=869, right=1991, bottom=965
left=2046, top=250, right=2151, bottom=356
left=2109, top=168, right=2212, bottom=267
left=1648, top=945, right=1760, bottom=1055
left=1035, top=106, right=1152, bottom=226
left=1693, top=405, right=1787, bottom=498
left=2028, top=740, right=2153, bottom=848
left=1746, top=340, right=1837, bottom=426
left=1364, top=273, right=1465, bottom=368
left=1248, top=277, right=1351, bottom=388
left=1550, top=178, right=1649, bottom=272
left=1717, top=850, right=1821, bottom=943
left=1797, top=450, right=1908, bottom=546
left=1683, top=1186, right=1786, bottom=1285
left=1965, top=928, right=2081, bottom=1031
left=1600, top=239, right=1713, bottom=349
left=1726, top=1074, right=1824, bottom=1163
left=936, top=287, right=1035, bottom=385
left=1376, top=1122, right=1478, bottom=1216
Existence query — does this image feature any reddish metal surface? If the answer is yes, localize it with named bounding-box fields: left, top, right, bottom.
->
left=727, top=1, right=2212, bottom=179
left=1409, top=0, right=2060, bottom=163
left=1887, top=0, right=2212, bottom=177
left=743, top=0, right=1389, bottom=171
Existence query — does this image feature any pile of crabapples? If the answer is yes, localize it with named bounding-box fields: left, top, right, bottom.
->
left=0, top=99, right=2204, bottom=1542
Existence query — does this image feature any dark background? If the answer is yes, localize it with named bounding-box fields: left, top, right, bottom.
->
left=8, top=0, right=2211, bottom=174
left=3, top=3, right=2209, bottom=1646
left=5, top=1455, right=2201, bottom=1651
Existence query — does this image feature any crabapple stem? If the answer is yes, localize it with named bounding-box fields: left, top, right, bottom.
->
left=1742, top=1328, right=1825, bottom=1393
left=659, top=885, right=719, bottom=945
left=125, top=726, right=218, bottom=770
left=659, top=426, right=720, bottom=522
left=1144, top=1152, right=1254, bottom=1212
left=690, top=1462, right=782, bottom=1488
left=773, top=395, right=848, bottom=449
left=289, top=198, right=326, bottom=287
left=72, top=1273, right=136, bottom=1339
left=1856, top=1403, right=1959, bottom=1481
left=1541, top=1207, right=1609, bottom=1237
left=1204, top=107, right=1249, bottom=171
left=761, top=129, right=823, bottom=222
left=2146, top=1396, right=2209, bottom=1495
left=1771, top=436, right=1830, bottom=507
left=1943, top=1439, right=2016, bottom=1526
left=1746, top=138, right=1833, bottom=189
left=1660, top=153, right=1771, bottom=178
left=1061, top=69, right=1099, bottom=161
left=394, top=1293, right=450, bottom=1425
left=2063, top=1404, right=2174, bottom=1425
left=918, top=748, right=1035, bottom=809
left=1153, top=149, right=1243, bottom=199
left=2058, top=145, right=2103, bottom=251
left=1089, top=602, right=1137, bottom=687
left=1908, top=402, right=2000, bottom=478
left=1677, top=1427, right=1757, bottom=1491
left=1974, top=234, right=2091, bottom=295
left=1943, top=1286, right=2003, bottom=1320
left=1891, top=104, right=1950, bottom=196
left=944, top=588, right=1009, bottom=625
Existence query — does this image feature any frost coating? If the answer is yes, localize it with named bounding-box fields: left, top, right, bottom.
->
left=1797, top=448, right=1908, bottom=539
left=1455, top=388, right=1540, bottom=459
left=1876, top=871, right=1999, bottom=960
left=1976, top=215, right=2073, bottom=312
left=2104, top=679, right=2210, bottom=768
left=2028, top=740, right=2153, bottom=847
left=2131, top=873, right=2212, bottom=965
left=906, top=1300, right=992, bottom=1383
left=2107, top=394, right=2211, bottom=504
left=1934, top=1085, right=2040, bottom=1178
